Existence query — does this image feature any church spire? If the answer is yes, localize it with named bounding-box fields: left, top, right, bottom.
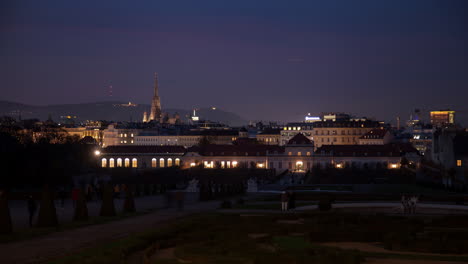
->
left=153, top=72, right=159, bottom=97
left=148, top=72, right=162, bottom=121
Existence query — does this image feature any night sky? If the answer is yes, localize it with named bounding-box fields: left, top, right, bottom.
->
left=1, top=0, right=467, bottom=124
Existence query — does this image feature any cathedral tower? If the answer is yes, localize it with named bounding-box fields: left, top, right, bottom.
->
left=148, top=73, right=162, bottom=121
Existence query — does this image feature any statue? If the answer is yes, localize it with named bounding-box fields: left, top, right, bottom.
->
left=246, top=178, right=258, bottom=193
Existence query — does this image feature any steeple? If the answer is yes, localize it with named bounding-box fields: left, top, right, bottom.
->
left=148, top=72, right=162, bottom=121
left=153, top=72, right=159, bottom=97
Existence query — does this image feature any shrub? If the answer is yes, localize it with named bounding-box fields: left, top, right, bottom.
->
left=318, top=198, right=332, bottom=211
left=36, top=185, right=58, bottom=227
left=220, top=200, right=232, bottom=209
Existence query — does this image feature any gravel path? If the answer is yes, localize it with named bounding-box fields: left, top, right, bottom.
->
left=1, top=200, right=219, bottom=264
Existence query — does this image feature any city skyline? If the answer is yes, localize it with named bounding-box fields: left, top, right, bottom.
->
left=2, top=0, right=468, bottom=124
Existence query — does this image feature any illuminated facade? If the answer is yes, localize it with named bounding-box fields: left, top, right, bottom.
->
left=312, top=120, right=381, bottom=148
left=430, top=110, right=455, bottom=127
left=99, top=133, right=419, bottom=174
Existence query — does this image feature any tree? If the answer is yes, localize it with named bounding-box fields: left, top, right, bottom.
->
left=73, top=189, right=88, bottom=221
left=123, top=185, right=136, bottom=213
left=36, top=185, right=58, bottom=227
left=0, top=190, right=12, bottom=234
left=100, top=184, right=116, bottom=217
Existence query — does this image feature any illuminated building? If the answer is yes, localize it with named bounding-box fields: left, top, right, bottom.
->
left=358, top=129, right=393, bottom=145
left=430, top=110, right=455, bottom=127
left=312, top=120, right=381, bottom=148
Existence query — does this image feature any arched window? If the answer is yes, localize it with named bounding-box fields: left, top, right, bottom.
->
left=109, top=158, right=115, bottom=168
left=101, top=158, right=107, bottom=168
left=125, top=158, right=130, bottom=167
left=152, top=158, right=157, bottom=168
left=117, top=158, right=122, bottom=167
left=159, top=158, right=165, bottom=168
left=167, top=158, right=173, bottom=167
left=132, top=158, right=137, bottom=168
left=175, top=158, right=180, bottom=166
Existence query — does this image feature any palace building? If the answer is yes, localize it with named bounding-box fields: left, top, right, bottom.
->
left=99, top=133, right=419, bottom=174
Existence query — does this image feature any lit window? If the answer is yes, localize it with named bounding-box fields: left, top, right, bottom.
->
left=160, top=158, right=165, bottom=168
left=232, top=161, right=238, bottom=168
left=297, top=152, right=302, bottom=156
left=109, top=158, right=115, bottom=168
left=125, top=158, right=130, bottom=167
left=101, top=158, right=107, bottom=168
left=152, top=158, right=157, bottom=168
left=190, top=162, right=196, bottom=167
left=288, top=152, right=292, bottom=156
left=124, top=134, right=127, bottom=137
left=457, top=160, right=462, bottom=167
left=306, top=152, right=311, bottom=156
left=175, top=158, right=180, bottom=166
left=167, top=158, right=173, bottom=167
left=131, top=133, right=134, bottom=137
left=117, top=158, right=122, bottom=167
left=132, top=158, right=137, bottom=168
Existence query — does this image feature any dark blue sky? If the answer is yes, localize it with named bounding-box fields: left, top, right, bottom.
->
left=1, top=0, right=467, bottom=124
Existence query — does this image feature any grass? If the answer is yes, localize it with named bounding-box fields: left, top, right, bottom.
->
left=0, top=209, right=155, bottom=244
left=49, top=212, right=468, bottom=264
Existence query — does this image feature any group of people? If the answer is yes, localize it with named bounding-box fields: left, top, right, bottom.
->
left=280, top=191, right=296, bottom=211
left=401, top=195, right=419, bottom=214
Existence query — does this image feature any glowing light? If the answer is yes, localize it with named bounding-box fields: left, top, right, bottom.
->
left=335, top=163, right=343, bottom=169
left=94, top=150, right=101, bottom=156
left=390, top=164, right=398, bottom=169
left=190, top=162, right=196, bottom=167
left=232, top=161, right=238, bottom=168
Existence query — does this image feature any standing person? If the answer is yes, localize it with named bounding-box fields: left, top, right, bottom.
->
left=401, top=195, right=407, bottom=214
left=289, top=191, right=296, bottom=211
left=71, top=188, right=79, bottom=208
left=281, top=191, right=289, bottom=211
left=27, top=195, right=37, bottom=227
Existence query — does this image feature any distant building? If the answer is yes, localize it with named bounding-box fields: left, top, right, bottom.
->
left=312, top=120, right=381, bottom=148
left=431, top=129, right=468, bottom=187
left=257, top=128, right=281, bottom=145
left=430, top=110, right=455, bottom=127
left=358, top=129, right=393, bottom=145
left=280, top=123, right=313, bottom=145
left=102, top=124, right=139, bottom=147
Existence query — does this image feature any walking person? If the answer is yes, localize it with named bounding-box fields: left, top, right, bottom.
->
left=58, top=187, right=66, bottom=209
left=401, top=195, right=407, bottom=214
left=27, top=195, right=37, bottom=227
left=281, top=191, right=289, bottom=211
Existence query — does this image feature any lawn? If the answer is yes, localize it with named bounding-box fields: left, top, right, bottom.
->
left=49, top=212, right=468, bottom=264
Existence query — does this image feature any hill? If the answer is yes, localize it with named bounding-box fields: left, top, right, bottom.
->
left=0, top=101, right=248, bottom=126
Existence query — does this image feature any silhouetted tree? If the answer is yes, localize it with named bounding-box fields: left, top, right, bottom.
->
left=0, top=190, right=12, bottom=234
left=73, top=189, right=88, bottom=221
left=36, top=185, right=58, bottom=227
left=100, top=184, right=116, bottom=217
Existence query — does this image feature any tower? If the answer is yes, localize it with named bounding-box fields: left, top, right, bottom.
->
left=148, top=73, right=162, bottom=121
